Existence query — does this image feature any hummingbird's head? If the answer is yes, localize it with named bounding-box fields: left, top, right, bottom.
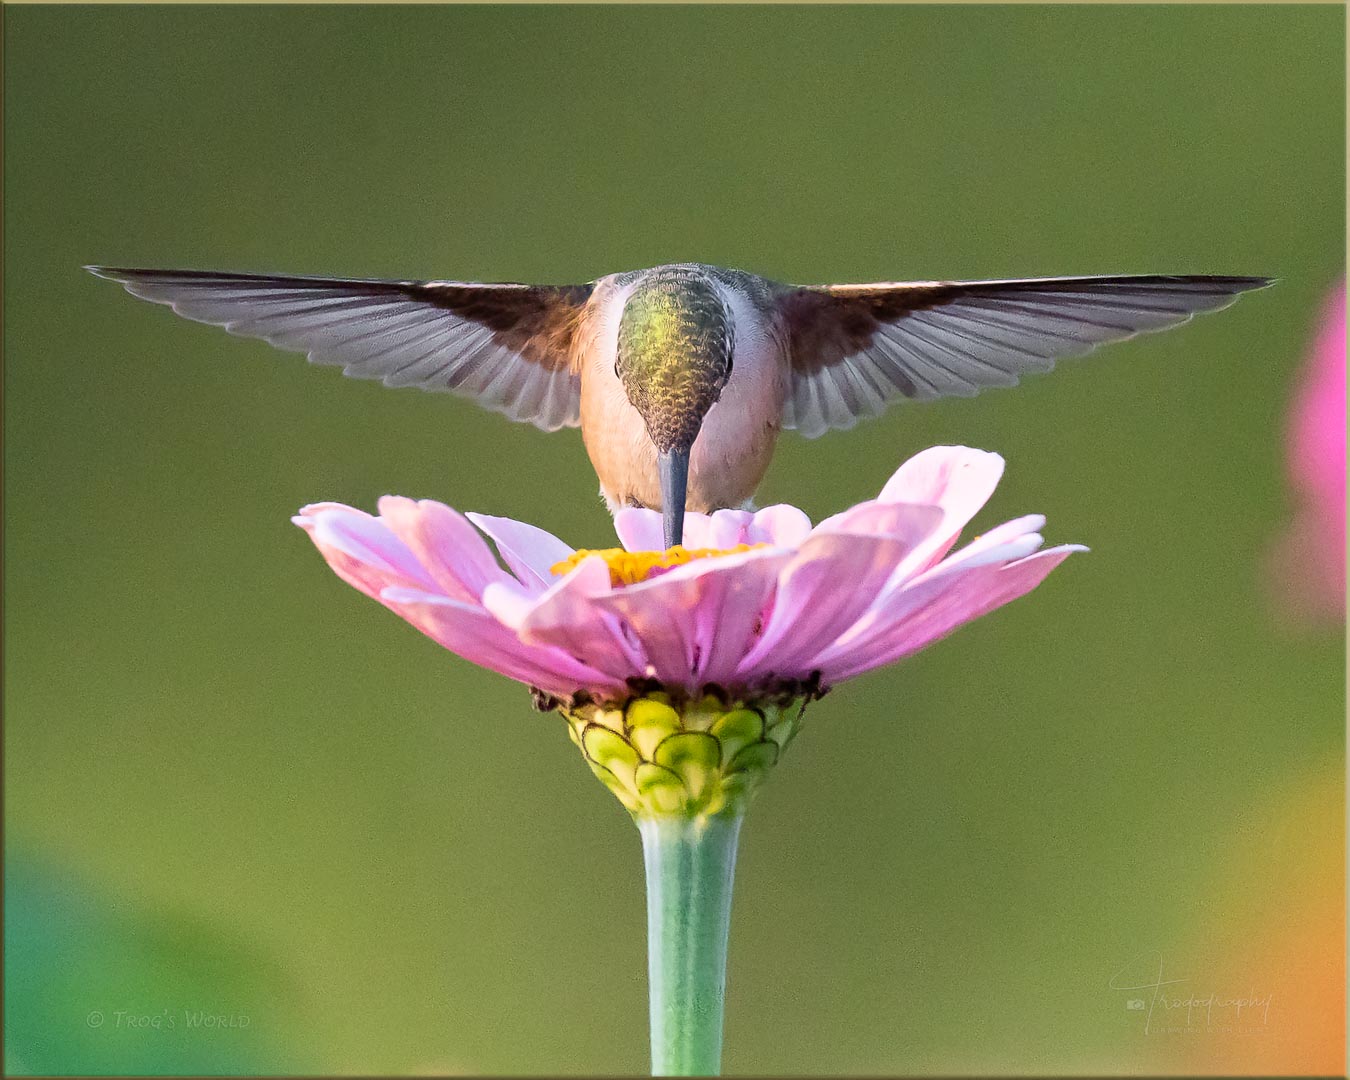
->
left=616, top=272, right=734, bottom=548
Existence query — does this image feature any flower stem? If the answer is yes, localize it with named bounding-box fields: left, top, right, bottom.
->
left=639, top=811, right=744, bottom=1077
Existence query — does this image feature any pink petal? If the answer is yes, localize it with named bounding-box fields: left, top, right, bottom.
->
left=912, top=514, right=1048, bottom=578
left=877, top=446, right=1006, bottom=569
left=818, top=546, right=1081, bottom=683
left=377, top=497, right=512, bottom=603
left=484, top=554, right=609, bottom=629
left=817, top=516, right=1052, bottom=665
left=615, top=504, right=812, bottom=553
left=671, top=510, right=740, bottom=550
left=380, top=585, right=626, bottom=699
left=1275, top=282, right=1346, bottom=617
left=297, top=501, right=361, bottom=518
left=293, top=504, right=437, bottom=602
left=1015, top=542, right=1089, bottom=563
left=1290, top=284, right=1347, bottom=518
left=736, top=531, right=923, bottom=680
left=878, top=445, right=1005, bottom=507
left=490, top=556, right=647, bottom=681
left=594, top=547, right=792, bottom=687
left=479, top=576, right=542, bottom=630
left=615, top=507, right=783, bottom=553
left=613, top=508, right=666, bottom=553
left=466, top=512, right=575, bottom=591
left=748, top=504, right=813, bottom=546
left=813, top=500, right=944, bottom=538
left=701, top=509, right=756, bottom=549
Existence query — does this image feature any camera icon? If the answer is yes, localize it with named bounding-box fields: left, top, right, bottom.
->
left=1125, top=999, right=1146, bottom=1011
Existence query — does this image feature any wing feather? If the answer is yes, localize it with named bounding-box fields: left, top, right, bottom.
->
left=777, top=274, right=1273, bottom=437
left=87, top=267, right=594, bottom=431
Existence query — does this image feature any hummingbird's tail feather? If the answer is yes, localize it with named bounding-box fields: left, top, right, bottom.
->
left=658, top=450, right=690, bottom=550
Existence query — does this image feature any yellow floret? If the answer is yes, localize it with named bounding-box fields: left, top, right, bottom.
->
left=550, top=544, right=765, bottom=587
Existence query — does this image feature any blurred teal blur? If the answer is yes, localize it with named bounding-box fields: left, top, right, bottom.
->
left=4, top=6, right=1344, bottom=1075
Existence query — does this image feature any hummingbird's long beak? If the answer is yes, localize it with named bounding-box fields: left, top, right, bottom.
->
left=658, top=449, right=689, bottom=549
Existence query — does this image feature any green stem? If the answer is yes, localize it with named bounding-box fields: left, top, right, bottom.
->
left=639, top=811, right=744, bottom=1077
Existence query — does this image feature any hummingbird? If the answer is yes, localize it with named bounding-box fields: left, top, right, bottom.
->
left=87, top=263, right=1271, bottom=548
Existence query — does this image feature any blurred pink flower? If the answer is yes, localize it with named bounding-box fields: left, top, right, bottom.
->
left=1273, top=282, right=1346, bottom=620
left=294, top=446, right=1084, bottom=703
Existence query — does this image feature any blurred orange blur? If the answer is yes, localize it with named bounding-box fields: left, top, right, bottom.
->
left=1182, top=757, right=1345, bottom=1076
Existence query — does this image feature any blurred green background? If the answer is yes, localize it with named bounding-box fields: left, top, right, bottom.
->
left=5, top=5, right=1345, bottom=1075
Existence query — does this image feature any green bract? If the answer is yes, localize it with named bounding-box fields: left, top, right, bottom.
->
left=563, top=692, right=806, bottom=818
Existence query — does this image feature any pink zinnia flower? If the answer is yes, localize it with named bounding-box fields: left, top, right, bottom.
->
left=1273, top=282, right=1346, bottom=621
left=293, top=446, right=1084, bottom=704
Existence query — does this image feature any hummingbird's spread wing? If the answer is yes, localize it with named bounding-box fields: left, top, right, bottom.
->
left=776, top=275, right=1273, bottom=438
left=86, top=268, right=594, bottom=431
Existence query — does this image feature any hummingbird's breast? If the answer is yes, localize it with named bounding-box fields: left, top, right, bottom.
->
left=578, top=269, right=787, bottom=516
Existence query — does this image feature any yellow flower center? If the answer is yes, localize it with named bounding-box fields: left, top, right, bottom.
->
left=550, top=544, right=766, bottom=586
